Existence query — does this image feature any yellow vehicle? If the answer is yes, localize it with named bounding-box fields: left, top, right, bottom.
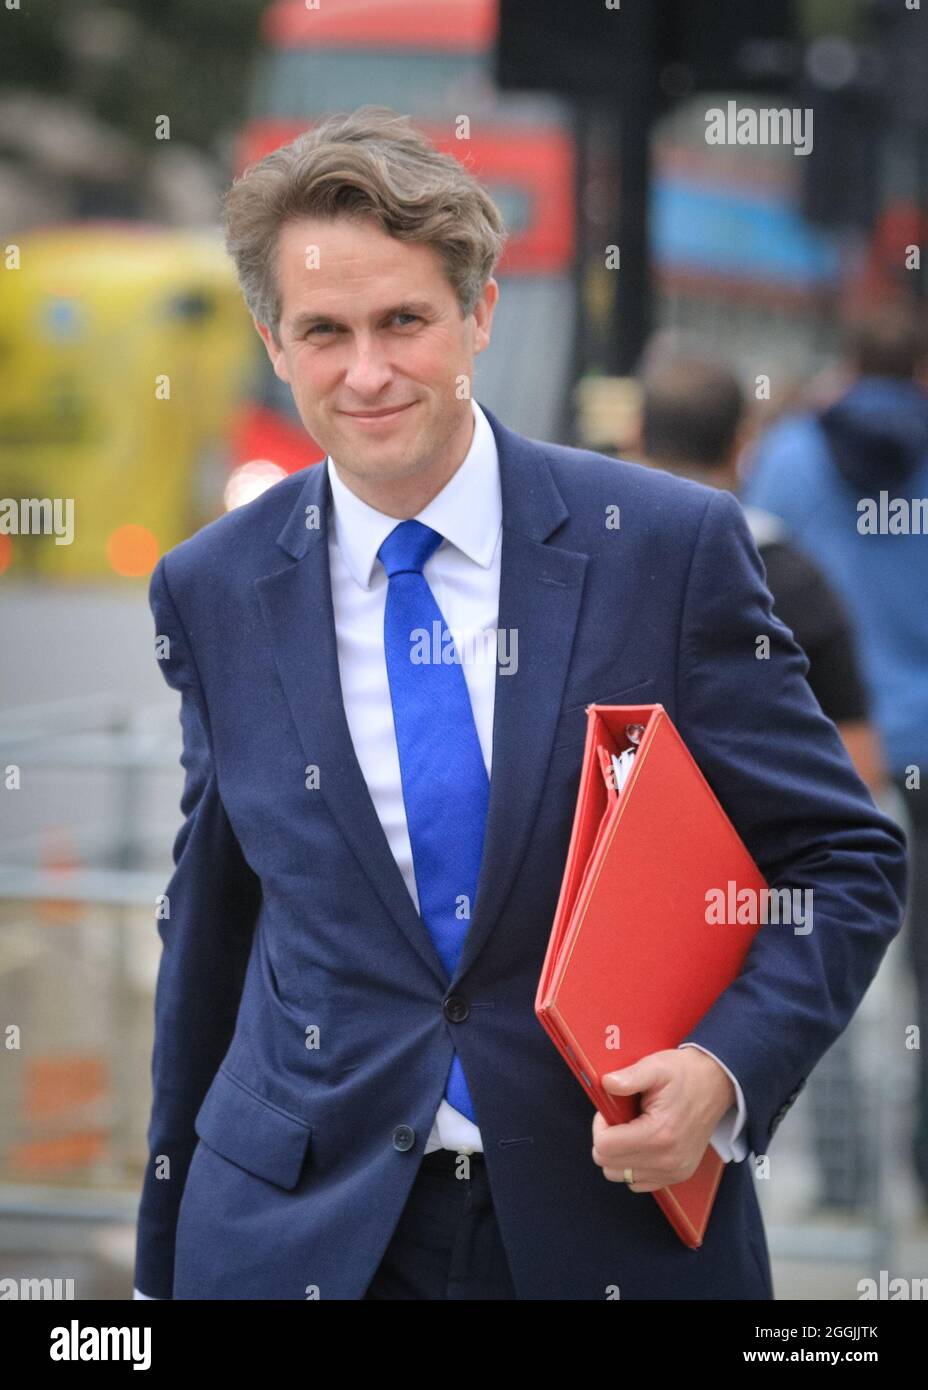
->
left=0, top=222, right=256, bottom=580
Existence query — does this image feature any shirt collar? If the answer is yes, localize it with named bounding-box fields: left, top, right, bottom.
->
left=326, top=398, right=502, bottom=590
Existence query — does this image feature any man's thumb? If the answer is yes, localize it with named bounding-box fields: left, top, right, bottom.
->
left=601, top=1063, right=645, bottom=1094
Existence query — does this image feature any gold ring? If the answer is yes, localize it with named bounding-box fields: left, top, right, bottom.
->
left=623, top=1167, right=635, bottom=1184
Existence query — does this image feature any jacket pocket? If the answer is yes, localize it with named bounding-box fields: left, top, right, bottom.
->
left=550, top=676, right=657, bottom=753
left=194, top=1065, right=313, bottom=1190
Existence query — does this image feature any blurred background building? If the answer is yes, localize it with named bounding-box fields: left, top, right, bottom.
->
left=1, top=0, right=926, bottom=1299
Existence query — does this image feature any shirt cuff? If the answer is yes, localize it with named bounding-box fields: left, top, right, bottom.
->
left=678, top=1042, right=748, bottom=1162
left=133, top=1288, right=158, bottom=1299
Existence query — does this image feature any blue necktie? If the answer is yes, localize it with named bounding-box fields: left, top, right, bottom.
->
left=377, top=519, right=489, bottom=1124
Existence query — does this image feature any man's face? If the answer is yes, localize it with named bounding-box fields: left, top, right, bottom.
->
left=255, top=215, right=497, bottom=506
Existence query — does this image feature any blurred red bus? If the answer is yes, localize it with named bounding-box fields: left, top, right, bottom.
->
left=225, top=0, right=578, bottom=496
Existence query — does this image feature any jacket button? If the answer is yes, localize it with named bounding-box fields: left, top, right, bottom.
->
left=444, top=994, right=470, bottom=1023
left=392, top=1125, right=416, bottom=1152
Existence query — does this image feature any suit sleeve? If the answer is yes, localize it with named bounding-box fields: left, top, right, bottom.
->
left=133, top=555, right=262, bottom=1300
left=675, top=489, right=907, bottom=1158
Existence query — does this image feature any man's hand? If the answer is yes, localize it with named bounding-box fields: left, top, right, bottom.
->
left=591, top=1048, right=736, bottom=1192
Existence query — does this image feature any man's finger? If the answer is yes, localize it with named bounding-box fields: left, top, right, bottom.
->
left=592, top=1109, right=660, bottom=1163
left=599, top=1158, right=666, bottom=1189
left=601, top=1050, right=674, bottom=1097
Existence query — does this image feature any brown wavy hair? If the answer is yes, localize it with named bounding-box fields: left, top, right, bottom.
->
left=221, top=105, right=508, bottom=346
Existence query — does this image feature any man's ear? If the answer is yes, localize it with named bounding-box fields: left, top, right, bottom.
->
left=472, top=277, right=499, bottom=356
left=254, top=318, right=291, bottom=384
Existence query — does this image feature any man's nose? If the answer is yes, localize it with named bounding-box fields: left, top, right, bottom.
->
left=343, top=338, right=393, bottom=394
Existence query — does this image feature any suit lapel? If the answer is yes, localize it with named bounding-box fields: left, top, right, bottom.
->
left=255, top=402, right=589, bottom=988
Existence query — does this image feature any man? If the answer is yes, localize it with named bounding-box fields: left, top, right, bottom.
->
left=638, top=352, right=885, bottom=796
left=133, top=107, right=906, bottom=1300
left=742, top=304, right=928, bottom=1210
left=637, top=350, right=887, bottom=1213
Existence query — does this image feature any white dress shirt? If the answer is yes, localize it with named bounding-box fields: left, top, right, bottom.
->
left=133, top=398, right=746, bottom=1299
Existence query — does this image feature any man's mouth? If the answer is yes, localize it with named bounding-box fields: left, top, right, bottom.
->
left=340, top=402, right=416, bottom=425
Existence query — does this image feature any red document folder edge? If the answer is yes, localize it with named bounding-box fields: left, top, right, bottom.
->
left=535, top=703, right=768, bottom=1249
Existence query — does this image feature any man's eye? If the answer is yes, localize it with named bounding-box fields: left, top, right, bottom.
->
left=302, top=314, right=419, bottom=339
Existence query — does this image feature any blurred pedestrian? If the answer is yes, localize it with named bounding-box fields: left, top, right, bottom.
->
left=638, top=352, right=885, bottom=793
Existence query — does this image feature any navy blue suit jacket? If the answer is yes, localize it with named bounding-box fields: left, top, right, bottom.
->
left=134, top=401, right=907, bottom=1300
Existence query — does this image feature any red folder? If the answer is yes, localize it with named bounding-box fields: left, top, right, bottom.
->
left=535, top=703, right=768, bottom=1248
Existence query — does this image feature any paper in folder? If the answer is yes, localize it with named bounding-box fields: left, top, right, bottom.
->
left=535, top=703, right=768, bottom=1249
